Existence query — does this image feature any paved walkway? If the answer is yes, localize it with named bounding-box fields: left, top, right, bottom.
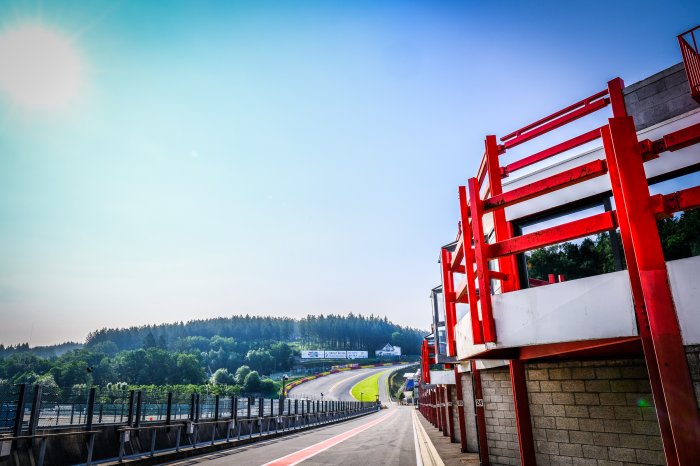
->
left=415, top=409, right=479, bottom=466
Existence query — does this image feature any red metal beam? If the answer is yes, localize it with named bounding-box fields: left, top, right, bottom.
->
left=511, top=360, right=536, bottom=466
left=450, top=236, right=464, bottom=272
left=445, top=386, right=454, bottom=440
left=502, top=95, right=609, bottom=149
left=485, top=135, right=521, bottom=294
left=486, top=159, right=608, bottom=211
left=604, top=117, right=700, bottom=465
left=467, top=178, right=496, bottom=342
left=441, top=248, right=458, bottom=357
left=488, top=211, right=616, bottom=258
left=504, top=128, right=602, bottom=175
left=459, top=186, right=484, bottom=344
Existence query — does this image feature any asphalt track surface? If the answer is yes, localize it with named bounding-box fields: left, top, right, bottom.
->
left=287, top=366, right=393, bottom=402
left=165, top=367, right=418, bottom=466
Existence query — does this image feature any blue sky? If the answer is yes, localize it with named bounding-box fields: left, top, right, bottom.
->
left=0, top=0, right=698, bottom=346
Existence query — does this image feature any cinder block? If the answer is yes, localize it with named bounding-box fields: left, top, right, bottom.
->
left=549, top=368, right=573, bottom=380
left=607, top=447, right=636, bottom=462
left=529, top=369, right=549, bottom=381
left=551, top=393, right=575, bottom=405
left=527, top=381, right=541, bottom=392
left=589, top=406, right=615, bottom=419
left=531, top=392, right=553, bottom=405
left=620, top=366, right=647, bottom=379
left=536, top=440, right=560, bottom=455
left=571, top=458, right=597, bottom=466
left=599, top=393, right=627, bottom=406
left=575, top=393, right=600, bottom=405
left=578, top=418, right=605, bottom=432
left=585, top=380, right=611, bottom=393
left=572, top=368, right=595, bottom=379
left=550, top=455, right=574, bottom=465
left=555, top=417, right=580, bottom=430
left=634, top=448, right=665, bottom=465
left=603, top=419, right=633, bottom=434
left=534, top=416, right=557, bottom=429
left=562, top=381, right=586, bottom=392
left=565, top=405, right=589, bottom=418
left=559, top=443, right=584, bottom=458
left=617, top=433, right=651, bottom=449
left=630, top=420, right=659, bottom=436
left=543, top=404, right=566, bottom=417
left=582, top=444, right=608, bottom=460
left=541, top=381, right=563, bottom=392
left=569, top=430, right=594, bottom=445
left=595, top=367, right=621, bottom=379
left=613, top=405, right=643, bottom=421
left=546, top=428, right=570, bottom=443
left=592, top=432, right=621, bottom=447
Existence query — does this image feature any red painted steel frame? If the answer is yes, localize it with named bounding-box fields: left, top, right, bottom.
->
left=441, top=248, right=458, bottom=357
left=678, top=26, right=700, bottom=101
left=603, top=117, right=700, bottom=464
left=510, top=361, right=535, bottom=466
left=458, top=186, right=483, bottom=344
left=443, top=386, right=451, bottom=438
left=453, top=366, right=469, bottom=453
left=467, top=178, right=497, bottom=342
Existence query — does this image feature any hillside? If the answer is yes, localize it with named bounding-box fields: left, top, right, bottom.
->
left=0, top=314, right=425, bottom=391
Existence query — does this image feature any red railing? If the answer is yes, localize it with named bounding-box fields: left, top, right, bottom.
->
left=679, top=26, right=700, bottom=102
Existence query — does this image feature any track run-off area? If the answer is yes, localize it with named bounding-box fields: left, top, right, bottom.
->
left=163, top=366, right=435, bottom=466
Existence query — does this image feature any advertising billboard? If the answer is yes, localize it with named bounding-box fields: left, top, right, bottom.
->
left=346, top=351, right=368, bottom=359
left=324, top=350, right=347, bottom=359
left=301, top=350, right=324, bottom=359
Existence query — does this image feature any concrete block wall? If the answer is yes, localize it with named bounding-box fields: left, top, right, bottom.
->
left=525, top=359, right=664, bottom=466
left=623, top=62, right=700, bottom=131
left=686, top=345, right=700, bottom=411
left=481, top=368, right=521, bottom=466
left=460, top=372, right=479, bottom=453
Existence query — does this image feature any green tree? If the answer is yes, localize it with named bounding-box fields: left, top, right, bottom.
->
left=211, top=368, right=235, bottom=385
left=243, top=370, right=261, bottom=393
left=235, top=365, right=251, bottom=385
left=176, top=353, right=205, bottom=384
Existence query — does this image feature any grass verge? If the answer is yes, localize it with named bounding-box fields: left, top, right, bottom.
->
left=350, top=370, right=387, bottom=402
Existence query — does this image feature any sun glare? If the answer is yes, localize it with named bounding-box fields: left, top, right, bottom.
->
left=0, top=24, right=84, bottom=111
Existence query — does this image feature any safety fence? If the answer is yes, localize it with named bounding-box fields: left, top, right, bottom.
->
left=0, top=382, right=377, bottom=465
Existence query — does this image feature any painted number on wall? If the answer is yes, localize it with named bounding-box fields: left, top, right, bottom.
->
left=475, top=399, right=484, bottom=407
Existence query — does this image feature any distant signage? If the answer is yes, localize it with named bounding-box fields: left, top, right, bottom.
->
left=324, top=350, right=347, bottom=359
left=346, top=351, right=368, bottom=359
left=301, top=350, right=324, bottom=359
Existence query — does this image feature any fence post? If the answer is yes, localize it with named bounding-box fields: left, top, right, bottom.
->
left=134, top=391, right=142, bottom=430
left=28, top=384, right=42, bottom=441
left=214, top=395, right=220, bottom=422
left=12, top=383, right=27, bottom=446
left=232, top=397, right=238, bottom=421
left=195, top=394, right=200, bottom=422
left=258, top=397, right=263, bottom=418
left=85, top=387, right=96, bottom=430
left=166, top=392, right=173, bottom=425
left=247, top=397, right=252, bottom=419
left=189, top=394, right=196, bottom=421
left=126, top=390, right=135, bottom=426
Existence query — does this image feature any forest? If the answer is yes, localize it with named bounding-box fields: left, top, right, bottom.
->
left=0, top=314, right=425, bottom=395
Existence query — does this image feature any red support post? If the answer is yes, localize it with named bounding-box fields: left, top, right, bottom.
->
left=510, top=360, right=536, bottom=466
left=601, top=127, right=678, bottom=466
left=458, top=186, right=484, bottom=344
left=467, top=177, right=496, bottom=342
left=446, top=386, right=455, bottom=440
left=603, top=117, right=700, bottom=465
left=453, top=366, right=469, bottom=453
left=485, top=135, right=521, bottom=293
left=442, top=248, right=458, bottom=356
left=472, top=366, right=490, bottom=466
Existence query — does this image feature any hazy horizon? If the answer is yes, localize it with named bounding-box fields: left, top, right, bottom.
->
left=1, top=0, right=698, bottom=346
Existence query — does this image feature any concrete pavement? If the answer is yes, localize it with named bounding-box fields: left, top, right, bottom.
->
left=160, top=366, right=436, bottom=466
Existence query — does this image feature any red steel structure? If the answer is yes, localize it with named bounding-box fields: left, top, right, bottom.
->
left=420, top=71, right=700, bottom=464
left=679, top=26, right=700, bottom=102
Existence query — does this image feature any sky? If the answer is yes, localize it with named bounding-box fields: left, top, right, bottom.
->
left=0, top=0, right=698, bottom=346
